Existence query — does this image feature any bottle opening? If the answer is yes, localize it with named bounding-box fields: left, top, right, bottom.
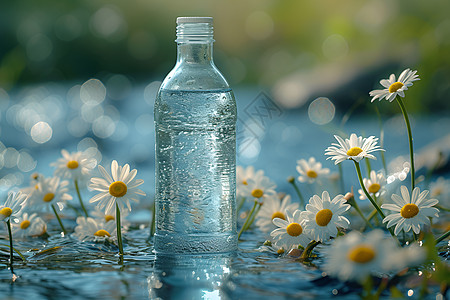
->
left=176, top=16, right=214, bottom=43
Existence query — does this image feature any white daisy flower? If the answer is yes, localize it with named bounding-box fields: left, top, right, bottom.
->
left=240, top=174, right=276, bottom=203
left=323, top=230, right=400, bottom=282
left=89, top=160, right=146, bottom=215
left=11, top=213, right=47, bottom=238
left=236, top=166, right=265, bottom=197
left=0, top=191, right=27, bottom=222
left=259, top=240, right=286, bottom=256
left=73, top=216, right=117, bottom=242
left=429, top=177, right=450, bottom=207
left=255, top=194, right=299, bottom=233
left=51, top=149, right=96, bottom=182
left=91, top=206, right=130, bottom=229
left=325, top=133, right=384, bottom=164
left=358, top=170, right=386, bottom=200
left=27, top=176, right=73, bottom=212
left=296, top=157, right=330, bottom=183
left=382, top=186, right=439, bottom=235
left=270, top=209, right=310, bottom=250
left=300, top=191, right=350, bottom=242
left=369, top=68, right=420, bottom=102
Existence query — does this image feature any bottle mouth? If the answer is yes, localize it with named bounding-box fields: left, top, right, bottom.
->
left=176, top=17, right=214, bottom=43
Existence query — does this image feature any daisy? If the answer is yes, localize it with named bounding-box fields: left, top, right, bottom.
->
left=325, top=133, right=384, bottom=164
left=270, top=209, right=310, bottom=250
left=296, top=157, right=330, bottom=184
left=27, top=176, right=73, bottom=212
left=236, top=166, right=264, bottom=197
left=429, top=177, right=450, bottom=207
left=323, top=230, right=400, bottom=282
left=51, top=149, right=96, bottom=181
left=382, top=186, right=439, bottom=235
left=89, top=160, right=146, bottom=216
left=73, top=216, right=117, bottom=242
left=0, top=191, right=27, bottom=222
left=255, top=194, right=299, bottom=233
left=358, top=170, right=386, bottom=200
left=91, top=206, right=130, bottom=229
left=240, top=175, right=277, bottom=203
left=300, top=191, right=350, bottom=242
left=11, top=213, right=47, bottom=238
left=369, top=68, right=419, bottom=102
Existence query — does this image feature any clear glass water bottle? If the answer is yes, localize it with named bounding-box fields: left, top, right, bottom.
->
left=154, top=17, right=237, bottom=254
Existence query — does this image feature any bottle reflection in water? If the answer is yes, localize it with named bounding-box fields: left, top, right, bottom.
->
left=154, top=17, right=237, bottom=253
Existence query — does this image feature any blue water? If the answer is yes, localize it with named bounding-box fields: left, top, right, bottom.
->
left=154, top=89, right=237, bottom=253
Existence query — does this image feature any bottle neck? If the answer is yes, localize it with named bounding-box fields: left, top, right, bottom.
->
left=175, top=22, right=214, bottom=65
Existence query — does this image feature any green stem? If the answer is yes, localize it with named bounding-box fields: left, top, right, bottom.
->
left=150, top=201, right=156, bottom=237
left=338, top=164, right=345, bottom=193
left=300, top=240, right=320, bottom=259
left=238, top=200, right=258, bottom=240
left=435, top=230, right=450, bottom=244
left=51, top=204, right=67, bottom=235
left=354, top=161, right=399, bottom=243
left=0, top=244, right=26, bottom=262
left=74, top=180, right=89, bottom=218
left=6, top=220, right=15, bottom=274
left=289, top=180, right=305, bottom=208
left=244, top=202, right=262, bottom=231
left=396, top=96, right=415, bottom=190
left=436, top=205, right=450, bottom=212
left=116, top=202, right=124, bottom=256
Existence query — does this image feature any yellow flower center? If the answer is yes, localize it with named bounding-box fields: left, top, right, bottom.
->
left=109, top=181, right=128, bottom=197
left=347, top=147, right=363, bottom=156
left=315, top=209, right=333, bottom=226
left=251, top=188, right=264, bottom=198
left=242, top=180, right=248, bottom=185
left=94, top=229, right=111, bottom=237
left=67, top=160, right=79, bottom=169
left=271, top=211, right=285, bottom=220
left=43, top=193, right=55, bottom=202
left=20, top=220, right=31, bottom=229
left=389, top=81, right=404, bottom=93
left=348, top=245, right=376, bottom=264
left=368, top=183, right=381, bottom=194
left=0, top=207, right=13, bottom=218
left=306, top=170, right=318, bottom=178
left=277, top=249, right=285, bottom=255
left=401, top=203, right=419, bottom=219
left=105, top=215, right=115, bottom=222
left=286, top=222, right=303, bottom=236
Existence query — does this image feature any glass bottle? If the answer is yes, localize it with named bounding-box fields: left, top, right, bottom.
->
left=154, top=17, right=237, bottom=254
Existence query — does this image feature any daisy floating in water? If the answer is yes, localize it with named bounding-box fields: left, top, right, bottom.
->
left=325, top=133, right=383, bottom=165
left=300, top=191, right=350, bottom=242
left=11, top=212, right=47, bottom=238
left=382, top=186, right=439, bottom=235
left=89, top=160, right=145, bottom=255
left=255, top=194, right=299, bottom=233
left=236, top=166, right=265, bottom=197
left=296, top=157, right=329, bottom=184
left=270, top=209, right=310, bottom=251
left=73, top=216, right=117, bottom=242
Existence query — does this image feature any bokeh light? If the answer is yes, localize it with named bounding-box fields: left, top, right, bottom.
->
left=30, top=121, right=53, bottom=143
left=308, top=97, right=336, bottom=125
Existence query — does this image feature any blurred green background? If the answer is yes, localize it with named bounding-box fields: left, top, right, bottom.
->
left=1, top=0, right=449, bottom=112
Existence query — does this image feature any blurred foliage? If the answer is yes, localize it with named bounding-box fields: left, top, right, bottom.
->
left=0, top=0, right=449, bottom=112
